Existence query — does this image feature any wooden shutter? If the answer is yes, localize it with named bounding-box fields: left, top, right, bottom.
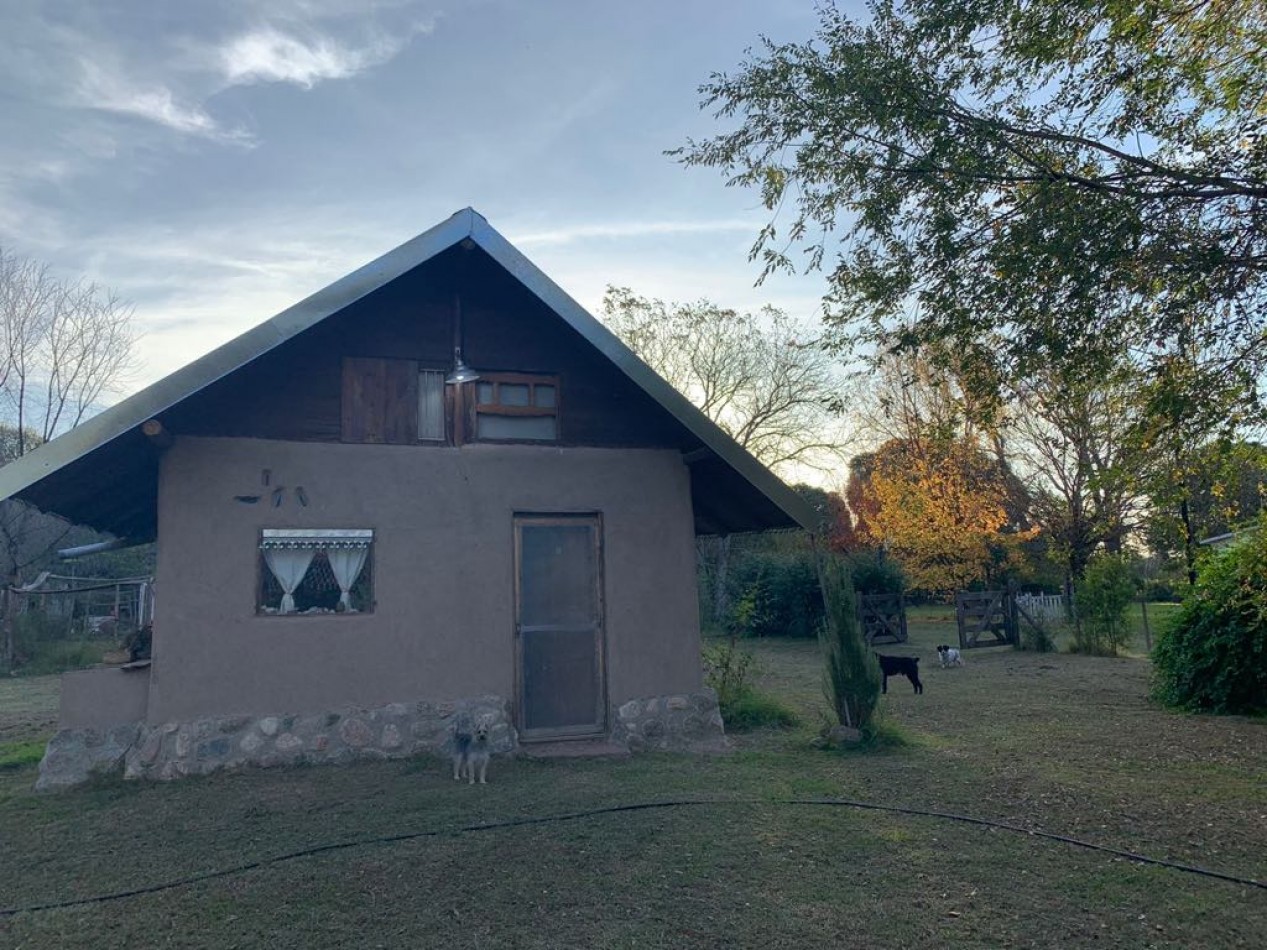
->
left=341, top=357, right=419, bottom=444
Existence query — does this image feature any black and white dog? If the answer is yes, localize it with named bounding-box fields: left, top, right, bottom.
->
left=876, top=653, right=923, bottom=694
left=937, top=644, right=965, bottom=668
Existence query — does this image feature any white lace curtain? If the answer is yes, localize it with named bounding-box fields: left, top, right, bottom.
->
left=326, top=546, right=369, bottom=611
left=261, top=548, right=315, bottom=614
left=260, top=530, right=372, bottom=614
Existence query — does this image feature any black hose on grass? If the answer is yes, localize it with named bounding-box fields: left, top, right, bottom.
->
left=1, top=796, right=1262, bottom=918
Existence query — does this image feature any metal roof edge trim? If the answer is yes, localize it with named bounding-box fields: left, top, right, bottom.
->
left=470, top=217, right=818, bottom=533
left=0, top=209, right=478, bottom=503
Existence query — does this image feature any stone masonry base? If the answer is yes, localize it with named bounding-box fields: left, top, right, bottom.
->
left=35, top=689, right=726, bottom=790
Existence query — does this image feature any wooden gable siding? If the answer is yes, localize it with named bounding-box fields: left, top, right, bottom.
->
left=164, top=247, right=689, bottom=451
left=341, top=357, right=420, bottom=444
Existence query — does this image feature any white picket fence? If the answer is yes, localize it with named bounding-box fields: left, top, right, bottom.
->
left=1015, top=593, right=1066, bottom=623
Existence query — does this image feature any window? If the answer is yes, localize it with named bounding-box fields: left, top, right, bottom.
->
left=258, top=529, right=373, bottom=615
left=418, top=369, right=445, bottom=441
left=471, top=373, right=559, bottom=442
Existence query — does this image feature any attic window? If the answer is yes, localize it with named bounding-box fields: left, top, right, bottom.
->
left=471, top=373, right=559, bottom=442
left=258, top=529, right=373, bottom=615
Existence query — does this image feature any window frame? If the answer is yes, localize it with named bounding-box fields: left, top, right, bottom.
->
left=256, top=528, right=376, bottom=617
left=467, top=372, right=561, bottom=443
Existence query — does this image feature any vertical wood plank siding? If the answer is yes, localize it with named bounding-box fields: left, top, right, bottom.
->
left=168, top=247, right=688, bottom=451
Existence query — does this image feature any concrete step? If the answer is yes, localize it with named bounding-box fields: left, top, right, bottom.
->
left=519, top=739, right=631, bottom=760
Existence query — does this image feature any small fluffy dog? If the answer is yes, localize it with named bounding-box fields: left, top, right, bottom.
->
left=937, top=644, right=965, bottom=668
left=451, top=715, right=492, bottom=785
left=875, top=653, right=923, bottom=695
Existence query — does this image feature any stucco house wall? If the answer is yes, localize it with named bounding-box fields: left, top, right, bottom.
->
left=146, top=435, right=702, bottom=725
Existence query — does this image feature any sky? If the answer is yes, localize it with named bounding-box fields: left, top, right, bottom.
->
left=0, top=0, right=864, bottom=402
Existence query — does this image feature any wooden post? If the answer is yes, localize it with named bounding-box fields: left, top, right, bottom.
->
left=955, top=592, right=966, bottom=649
left=2, top=574, right=17, bottom=671
left=712, top=535, right=732, bottom=627
left=1007, top=581, right=1020, bottom=648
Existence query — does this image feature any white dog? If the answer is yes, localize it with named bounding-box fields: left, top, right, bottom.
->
left=936, top=644, right=965, bottom=668
left=451, top=716, right=492, bottom=785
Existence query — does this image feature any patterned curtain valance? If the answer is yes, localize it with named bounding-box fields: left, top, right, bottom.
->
left=260, top=529, right=373, bottom=550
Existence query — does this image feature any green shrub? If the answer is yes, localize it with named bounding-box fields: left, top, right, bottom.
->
left=4, top=609, right=115, bottom=676
left=846, top=549, right=906, bottom=595
left=818, top=554, right=881, bottom=731
left=724, top=548, right=907, bottom=639
left=728, top=551, right=823, bottom=638
left=1019, top=619, right=1057, bottom=653
left=720, top=689, right=801, bottom=731
left=1143, top=578, right=1181, bottom=603
left=701, top=638, right=800, bottom=730
left=19, top=641, right=104, bottom=676
left=702, top=638, right=757, bottom=710
left=1152, top=526, right=1267, bottom=714
left=1074, top=553, right=1135, bottom=655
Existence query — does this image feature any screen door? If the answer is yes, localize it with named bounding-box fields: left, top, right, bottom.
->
left=515, top=515, right=605, bottom=739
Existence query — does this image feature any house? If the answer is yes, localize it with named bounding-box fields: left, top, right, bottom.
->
left=0, top=209, right=814, bottom=788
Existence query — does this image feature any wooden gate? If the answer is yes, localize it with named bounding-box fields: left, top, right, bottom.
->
left=858, top=593, right=908, bottom=645
left=955, top=590, right=1017, bottom=649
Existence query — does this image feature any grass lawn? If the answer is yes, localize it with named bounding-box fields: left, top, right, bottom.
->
left=1, top=616, right=1263, bottom=949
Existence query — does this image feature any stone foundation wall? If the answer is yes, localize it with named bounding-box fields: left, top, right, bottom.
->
left=37, top=695, right=515, bottom=791
left=36, top=689, right=726, bottom=790
left=609, top=688, right=727, bottom=752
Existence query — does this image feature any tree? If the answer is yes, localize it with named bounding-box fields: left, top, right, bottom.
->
left=843, top=348, right=1034, bottom=591
left=1, top=246, right=136, bottom=455
left=1074, top=552, right=1135, bottom=656
left=1145, top=439, right=1267, bottom=559
left=1007, top=361, right=1145, bottom=599
left=865, top=437, right=1033, bottom=592
left=603, top=286, right=846, bottom=473
left=818, top=552, right=880, bottom=735
left=0, top=248, right=137, bottom=668
left=676, top=0, right=1267, bottom=429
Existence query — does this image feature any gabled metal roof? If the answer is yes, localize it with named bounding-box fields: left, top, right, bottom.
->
left=0, top=208, right=816, bottom=536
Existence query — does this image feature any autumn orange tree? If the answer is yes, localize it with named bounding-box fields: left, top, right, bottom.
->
left=863, top=438, right=1033, bottom=593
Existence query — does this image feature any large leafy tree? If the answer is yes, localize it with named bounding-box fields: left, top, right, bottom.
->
left=676, top=0, right=1267, bottom=422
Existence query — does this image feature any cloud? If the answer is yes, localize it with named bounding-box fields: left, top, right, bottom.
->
left=77, top=61, right=250, bottom=143
left=220, top=28, right=374, bottom=87
left=217, top=21, right=433, bottom=89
